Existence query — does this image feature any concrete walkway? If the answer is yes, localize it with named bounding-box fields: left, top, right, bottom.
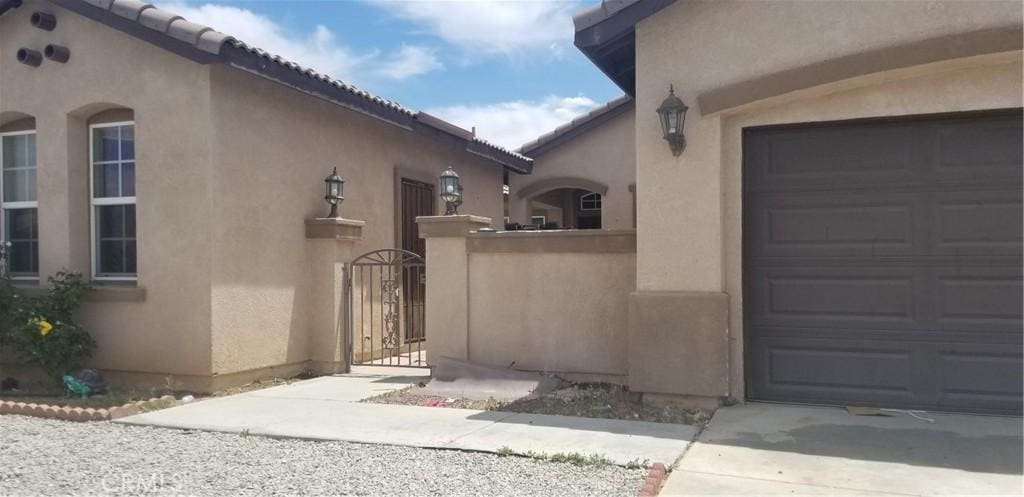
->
left=661, top=403, right=1023, bottom=496
left=116, top=366, right=697, bottom=466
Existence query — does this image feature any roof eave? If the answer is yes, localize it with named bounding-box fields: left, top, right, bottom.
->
left=573, top=0, right=677, bottom=96
left=519, top=97, right=634, bottom=157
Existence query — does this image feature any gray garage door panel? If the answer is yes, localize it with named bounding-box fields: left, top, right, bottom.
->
left=744, top=110, right=1023, bottom=414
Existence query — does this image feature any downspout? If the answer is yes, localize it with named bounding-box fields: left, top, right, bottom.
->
left=0, top=0, right=23, bottom=17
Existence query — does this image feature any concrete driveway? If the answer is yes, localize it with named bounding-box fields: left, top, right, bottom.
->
left=662, top=403, right=1022, bottom=496
left=116, top=366, right=697, bottom=466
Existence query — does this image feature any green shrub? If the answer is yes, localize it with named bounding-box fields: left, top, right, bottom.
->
left=0, top=245, right=96, bottom=384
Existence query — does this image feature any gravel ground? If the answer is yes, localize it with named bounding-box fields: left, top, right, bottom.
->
left=0, top=416, right=644, bottom=497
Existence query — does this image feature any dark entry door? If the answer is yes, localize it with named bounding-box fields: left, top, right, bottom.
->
left=743, top=110, right=1023, bottom=414
left=400, top=178, right=433, bottom=342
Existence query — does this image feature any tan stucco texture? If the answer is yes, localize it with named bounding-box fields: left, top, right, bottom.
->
left=510, top=106, right=635, bottom=229
left=0, top=1, right=506, bottom=390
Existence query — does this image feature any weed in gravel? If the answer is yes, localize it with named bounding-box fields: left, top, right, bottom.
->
left=496, top=447, right=613, bottom=468
left=624, top=458, right=650, bottom=469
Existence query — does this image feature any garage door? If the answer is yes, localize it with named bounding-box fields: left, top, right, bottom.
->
left=744, top=110, right=1023, bottom=414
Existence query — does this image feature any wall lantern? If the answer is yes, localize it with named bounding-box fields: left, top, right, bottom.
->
left=656, top=84, right=689, bottom=157
left=440, top=165, right=462, bottom=215
left=323, top=167, right=344, bottom=218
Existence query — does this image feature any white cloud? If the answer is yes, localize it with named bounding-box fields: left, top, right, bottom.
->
left=377, top=0, right=580, bottom=57
left=156, top=2, right=443, bottom=82
left=376, top=45, right=444, bottom=80
left=427, top=95, right=600, bottom=150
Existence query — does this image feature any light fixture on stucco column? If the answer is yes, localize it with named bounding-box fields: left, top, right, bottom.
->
left=323, top=167, right=344, bottom=218
left=440, top=165, right=462, bottom=215
left=656, top=84, right=689, bottom=157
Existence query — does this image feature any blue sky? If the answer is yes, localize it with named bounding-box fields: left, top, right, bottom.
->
left=156, top=0, right=624, bottom=149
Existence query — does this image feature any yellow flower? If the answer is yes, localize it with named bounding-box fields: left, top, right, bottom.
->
left=36, top=319, right=53, bottom=336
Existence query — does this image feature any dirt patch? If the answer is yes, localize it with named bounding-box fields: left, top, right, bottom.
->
left=366, top=382, right=711, bottom=425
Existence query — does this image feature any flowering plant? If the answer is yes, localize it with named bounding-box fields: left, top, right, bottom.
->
left=0, top=244, right=96, bottom=384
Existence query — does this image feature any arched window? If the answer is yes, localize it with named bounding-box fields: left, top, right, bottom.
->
left=89, top=111, right=136, bottom=280
left=579, top=192, right=602, bottom=211
left=0, top=119, right=38, bottom=277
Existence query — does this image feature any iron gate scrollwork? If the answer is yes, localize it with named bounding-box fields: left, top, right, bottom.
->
left=347, top=249, right=426, bottom=367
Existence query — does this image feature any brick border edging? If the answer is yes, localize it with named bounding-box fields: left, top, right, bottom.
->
left=638, top=462, right=668, bottom=497
left=0, top=395, right=176, bottom=422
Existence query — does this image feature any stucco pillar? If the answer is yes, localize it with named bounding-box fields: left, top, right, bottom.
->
left=305, top=217, right=364, bottom=373
left=416, top=214, right=492, bottom=363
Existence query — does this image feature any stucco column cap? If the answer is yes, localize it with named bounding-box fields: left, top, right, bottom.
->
left=417, top=215, right=492, bottom=238
left=305, top=217, right=365, bottom=240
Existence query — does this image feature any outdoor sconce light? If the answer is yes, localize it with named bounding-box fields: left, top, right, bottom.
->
left=16, top=48, right=41, bottom=67
left=656, top=84, right=689, bottom=157
left=440, top=165, right=462, bottom=215
left=30, top=11, right=56, bottom=31
left=44, top=44, right=69, bottom=63
left=323, top=167, right=344, bottom=218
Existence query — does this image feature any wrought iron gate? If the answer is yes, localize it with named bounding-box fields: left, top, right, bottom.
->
left=347, top=249, right=426, bottom=367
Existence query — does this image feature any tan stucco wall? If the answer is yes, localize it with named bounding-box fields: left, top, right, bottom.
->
left=509, top=107, right=635, bottom=229
left=468, top=251, right=634, bottom=378
left=631, top=0, right=1023, bottom=401
left=0, top=1, right=215, bottom=386
left=0, top=1, right=507, bottom=388
left=421, top=226, right=636, bottom=381
left=205, top=66, right=504, bottom=376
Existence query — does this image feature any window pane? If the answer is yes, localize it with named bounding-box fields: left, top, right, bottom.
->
left=93, top=163, right=119, bottom=198
left=1, top=136, right=14, bottom=169
left=3, top=169, right=29, bottom=202
left=7, top=241, right=36, bottom=275
left=97, top=205, right=125, bottom=238
left=4, top=208, right=38, bottom=275
left=95, top=205, right=136, bottom=276
left=26, top=134, right=35, bottom=168
left=2, top=134, right=33, bottom=169
left=125, top=240, right=137, bottom=274
left=26, top=168, right=36, bottom=202
left=124, top=204, right=136, bottom=237
left=120, top=126, right=134, bottom=160
left=7, top=208, right=36, bottom=239
left=98, top=240, right=125, bottom=274
left=92, top=126, right=120, bottom=162
left=121, top=162, right=135, bottom=197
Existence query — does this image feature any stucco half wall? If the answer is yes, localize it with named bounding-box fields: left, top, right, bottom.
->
left=628, top=0, right=1022, bottom=402
left=420, top=223, right=636, bottom=383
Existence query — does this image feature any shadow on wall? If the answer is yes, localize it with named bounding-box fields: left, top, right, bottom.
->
left=709, top=424, right=1023, bottom=474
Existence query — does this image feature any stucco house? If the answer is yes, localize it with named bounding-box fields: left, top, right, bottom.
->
left=421, top=0, right=1022, bottom=415
left=509, top=95, right=636, bottom=230
left=0, top=0, right=531, bottom=391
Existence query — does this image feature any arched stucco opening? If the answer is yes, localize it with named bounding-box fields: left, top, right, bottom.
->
left=514, top=177, right=609, bottom=230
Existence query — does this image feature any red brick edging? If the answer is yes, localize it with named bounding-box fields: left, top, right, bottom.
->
left=0, top=395, right=176, bottom=422
left=638, top=462, right=668, bottom=497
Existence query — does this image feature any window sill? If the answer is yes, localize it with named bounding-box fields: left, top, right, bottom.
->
left=11, top=282, right=146, bottom=302
left=86, top=283, right=147, bottom=302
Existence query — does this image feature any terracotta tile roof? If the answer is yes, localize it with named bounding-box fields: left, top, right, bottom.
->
left=518, top=95, right=633, bottom=157
left=26, top=0, right=533, bottom=172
